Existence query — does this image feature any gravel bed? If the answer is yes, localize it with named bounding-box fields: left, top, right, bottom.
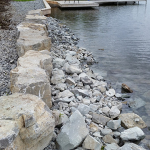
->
left=0, top=0, right=45, bottom=96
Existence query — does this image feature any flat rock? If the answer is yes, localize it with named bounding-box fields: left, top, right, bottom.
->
left=80, top=76, right=93, bottom=86
left=56, top=110, right=89, bottom=150
left=53, top=58, right=65, bottom=68
left=71, top=89, right=90, bottom=97
left=0, top=93, right=55, bottom=150
left=101, top=129, right=112, bottom=136
left=82, top=135, right=102, bottom=150
left=120, top=127, right=145, bottom=141
left=92, top=113, right=111, bottom=125
left=65, top=77, right=76, bottom=85
left=119, top=113, right=146, bottom=129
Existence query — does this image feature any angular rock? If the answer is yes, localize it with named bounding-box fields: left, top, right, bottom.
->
left=107, top=120, right=121, bottom=130
left=56, top=110, right=89, bottom=150
left=118, top=143, right=146, bottom=150
left=58, top=90, right=74, bottom=98
left=17, top=22, right=51, bottom=57
left=71, top=89, right=90, bottom=97
left=109, top=106, right=120, bottom=119
left=78, top=104, right=90, bottom=115
left=55, top=83, right=67, bottom=91
left=103, top=135, right=117, bottom=144
left=10, top=51, right=52, bottom=108
left=53, top=58, right=65, bottom=68
left=0, top=93, right=55, bottom=150
left=82, top=135, right=102, bottom=150
left=65, top=77, right=76, bottom=85
left=80, top=76, right=93, bottom=86
left=120, top=127, right=145, bottom=141
left=119, top=113, right=146, bottom=129
left=65, top=54, right=80, bottom=65
left=51, top=69, right=65, bottom=85
left=92, top=113, right=111, bottom=125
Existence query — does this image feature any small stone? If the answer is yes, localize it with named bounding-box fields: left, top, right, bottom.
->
left=101, top=129, right=112, bottom=136
left=122, top=83, right=133, bottom=93
left=92, top=113, right=111, bottom=125
left=113, top=132, right=121, bottom=138
left=102, top=107, right=110, bottom=117
left=107, top=120, right=121, bottom=130
left=118, top=143, right=146, bottom=150
left=93, top=132, right=102, bottom=138
left=82, top=98, right=91, bottom=105
left=90, top=104, right=99, bottom=112
left=106, top=89, right=116, bottom=97
left=65, top=77, right=76, bottom=85
left=109, top=106, right=120, bottom=118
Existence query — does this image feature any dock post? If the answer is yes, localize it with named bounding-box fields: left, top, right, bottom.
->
left=117, top=1, right=118, bottom=5
left=138, top=1, right=139, bottom=4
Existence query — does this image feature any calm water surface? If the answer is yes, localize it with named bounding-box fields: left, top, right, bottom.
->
left=51, top=2, right=150, bottom=130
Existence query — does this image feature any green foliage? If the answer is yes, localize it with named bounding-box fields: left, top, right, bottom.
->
left=101, top=146, right=105, bottom=150
left=59, top=113, right=64, bottom=118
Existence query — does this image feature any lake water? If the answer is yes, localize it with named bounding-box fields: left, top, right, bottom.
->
left=51, top=1, right=150, bottom=142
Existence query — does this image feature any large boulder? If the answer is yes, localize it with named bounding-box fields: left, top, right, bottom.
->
left=119, top=113, right=146, bottom=129
left=16, top=22, right=51, bottom=57
left=0, top=93, right=55, bottom=150
left=120, top=127, right=145, bottom=141
left=10, top=50, right=52, bottom=108
left=56, top=110, right=89, bottom=150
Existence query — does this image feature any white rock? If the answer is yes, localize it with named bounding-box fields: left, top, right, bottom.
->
left=120, top=127, right=145, bottom=141
left=109, top=106, right=120, bottom=118
left=106, top=89, right=116, bottom=97
left=65, top=64, right=82, bottom=74
left=104, top=143, right=119, bottom=150
left=107, top=120, right=121, bottom=130
left=65, top=77, right=76, bottom=85
left=82, top=98, right=91, bottom=105
left=118, top=143, right=146, bottom=150
left=53, top=58, right=65, bottom=68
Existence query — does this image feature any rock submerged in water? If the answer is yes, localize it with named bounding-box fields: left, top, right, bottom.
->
left=122, top=83, right=133, bottom=93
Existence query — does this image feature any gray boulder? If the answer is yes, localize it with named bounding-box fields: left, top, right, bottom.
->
left=109, top=106, right=120, bottom=118
left=56, top=110, right=89, bottom=150
left=104, top=143, right=119, bottom=150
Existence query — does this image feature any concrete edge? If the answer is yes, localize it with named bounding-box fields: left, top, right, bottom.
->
left=41, top=0, right=51, bottom=15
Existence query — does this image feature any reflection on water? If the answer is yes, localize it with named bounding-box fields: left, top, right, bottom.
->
left=51, top=2, right=150, bottom=128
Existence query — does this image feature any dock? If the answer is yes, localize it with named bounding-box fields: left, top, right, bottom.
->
left=47, top=0, right=147, bottom=8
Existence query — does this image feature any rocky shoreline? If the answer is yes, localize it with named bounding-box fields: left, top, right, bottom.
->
left=0, top=0, right=150, bottom=150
